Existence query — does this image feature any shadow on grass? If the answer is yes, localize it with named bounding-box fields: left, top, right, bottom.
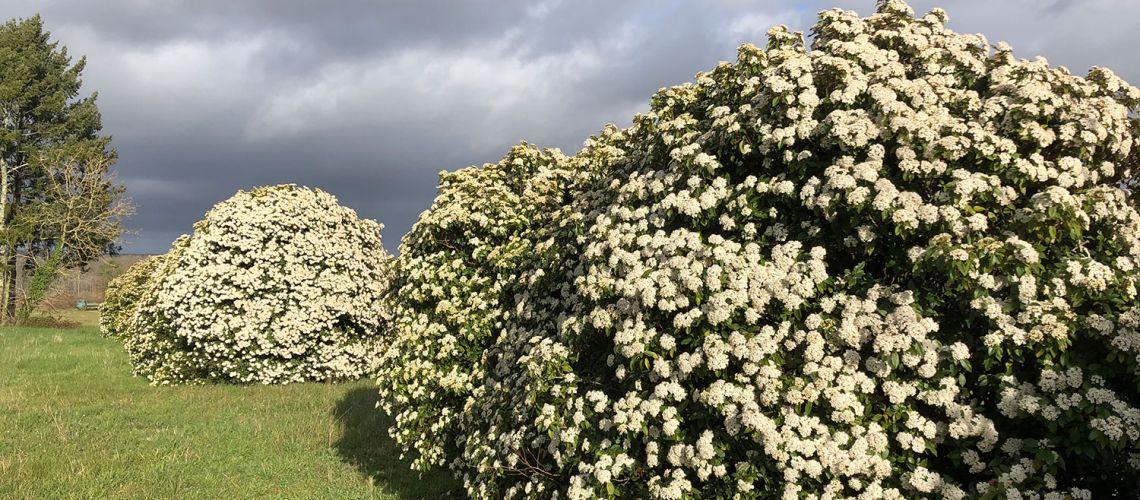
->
left=333, top=387, right=463, bottom=498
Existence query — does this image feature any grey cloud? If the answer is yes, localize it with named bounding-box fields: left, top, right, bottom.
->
left=0, top=0, right=1136, bottom=254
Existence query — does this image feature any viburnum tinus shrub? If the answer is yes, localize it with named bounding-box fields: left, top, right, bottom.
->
left=100, top=255, right=165, bottom=337
left=387, top=1, right=1140, bottom=498
left=376, top=143, right=590, bottom=469
left=123, top=184, right=390, bottom=385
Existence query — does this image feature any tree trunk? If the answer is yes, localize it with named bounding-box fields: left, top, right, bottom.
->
left=6, top=245, right=19, bottom=322
left=17, top=244, right=63, bottom=323
left=3, top=167, right=20, bottom=322
left=0, top=159, right=11, bottom=323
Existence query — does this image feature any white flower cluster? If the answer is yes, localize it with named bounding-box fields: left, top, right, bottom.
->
left=379, top=1, right=1140, bottom=497
left=121, top=185, right=390, bottom=385
left=101, top=255, right=165, bottom=338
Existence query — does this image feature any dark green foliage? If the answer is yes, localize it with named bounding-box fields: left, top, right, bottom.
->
left=0, top=14, right=119, bottom=322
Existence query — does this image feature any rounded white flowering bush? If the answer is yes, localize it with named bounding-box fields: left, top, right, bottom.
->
left=382, top=1, right=1140, bottom=498
left=123, top=184, right=390, bottom=385
left=100, top=255, right=165, bottom=338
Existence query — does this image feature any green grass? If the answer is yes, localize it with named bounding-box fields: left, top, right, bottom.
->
left=0, top=325, right=462, bottom=499
left=45, top=308, right=101, bottom=326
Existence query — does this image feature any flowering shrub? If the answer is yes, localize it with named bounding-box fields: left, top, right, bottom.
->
left=380, top=1, right=1140, bottom=498
left=377, top=143, right=587, bottom=469
left=123, top=185, right=390, bottom=385
left=100, top=255, right=164, bottom=337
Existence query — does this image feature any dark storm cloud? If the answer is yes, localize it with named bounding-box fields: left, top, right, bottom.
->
left=0, top=0, right=1136, bottom=253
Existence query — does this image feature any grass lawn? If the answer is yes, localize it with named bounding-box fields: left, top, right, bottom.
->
left=0, top=320, right=461, bottom=499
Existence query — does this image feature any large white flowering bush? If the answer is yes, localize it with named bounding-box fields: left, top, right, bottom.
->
left=100, top=255, right=165, bottom=338
left=123, top=184, right=390, bottom=385
left=380, top=1, right=1140, bottom=498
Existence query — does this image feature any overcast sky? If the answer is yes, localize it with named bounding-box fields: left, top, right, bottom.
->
left=2, top=0, right=1137, bottom=254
